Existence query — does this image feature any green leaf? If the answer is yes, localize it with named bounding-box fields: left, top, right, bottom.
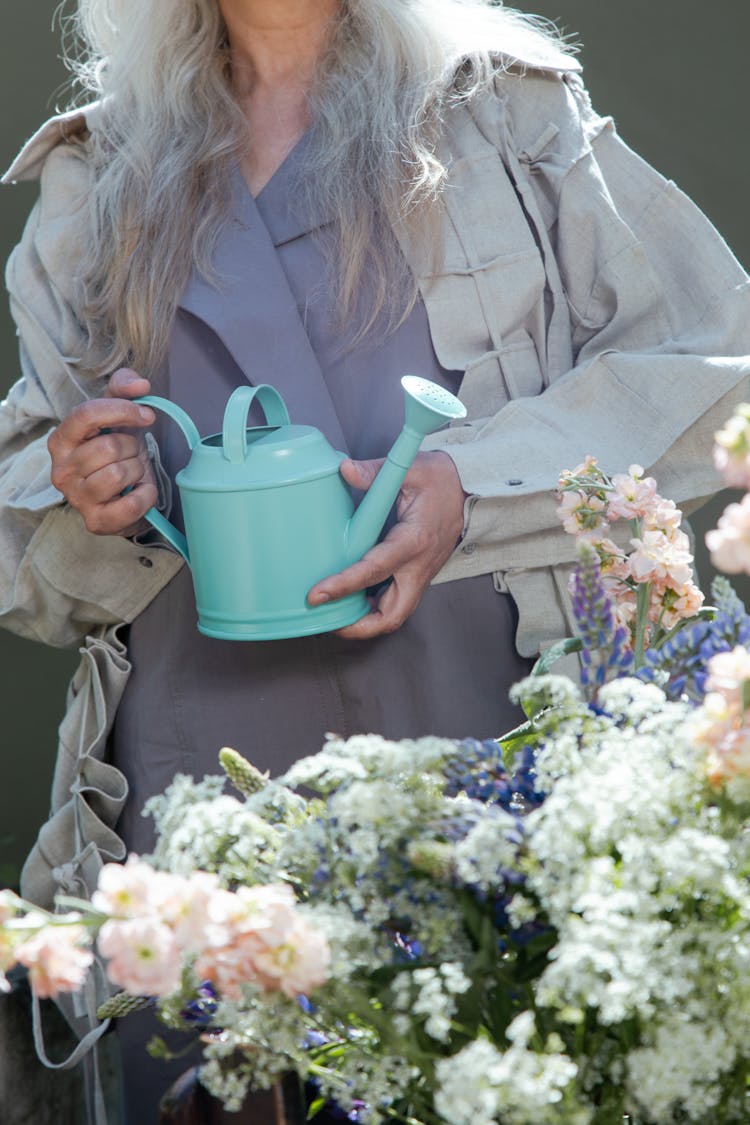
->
left=496, top=721, right=542, bottom=769
left=531, top=637, right=583, bottom=677
left=496, top=719, right=535, bottom=746
left=307, top=1097, right=327, bottom=1119
left=651, top=606, right=717, bottom=650
left=146, top=1035, right=171, bottom=1060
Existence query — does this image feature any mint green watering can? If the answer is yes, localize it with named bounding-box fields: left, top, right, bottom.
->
left=135, top=376, right=466, bottom=640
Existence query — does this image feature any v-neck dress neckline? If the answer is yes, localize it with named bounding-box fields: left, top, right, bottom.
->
left=250, top=127, right=311, bottom=205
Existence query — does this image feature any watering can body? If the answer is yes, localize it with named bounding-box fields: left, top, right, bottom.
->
left=136, top=378, right=466, bottom=640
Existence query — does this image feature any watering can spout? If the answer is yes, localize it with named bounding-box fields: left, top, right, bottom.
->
left=345, top=376, right=467, bottom=563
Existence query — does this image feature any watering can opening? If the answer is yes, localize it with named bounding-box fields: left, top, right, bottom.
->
left=203, top=425, right=280, bottom=449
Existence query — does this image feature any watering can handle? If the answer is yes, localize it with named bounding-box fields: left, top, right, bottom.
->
left=133, top=395, right=202, bottom=449
left=222, top=385, right=291, bottom=464
left=130, top=394, right=203, bottom=561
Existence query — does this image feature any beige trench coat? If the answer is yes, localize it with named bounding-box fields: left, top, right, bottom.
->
left=2, top=46, right=749, bottom=935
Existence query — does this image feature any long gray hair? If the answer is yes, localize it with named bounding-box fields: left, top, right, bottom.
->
left=69, top=0, right=573, bottom=376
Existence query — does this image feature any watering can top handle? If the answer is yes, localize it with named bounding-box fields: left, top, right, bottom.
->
left=222, top=384, right=291, bottom=464
left=132, top=395, right=202, bottom=451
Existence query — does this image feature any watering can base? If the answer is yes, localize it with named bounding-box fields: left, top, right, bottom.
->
left=195, top=591, right=370, bottom=640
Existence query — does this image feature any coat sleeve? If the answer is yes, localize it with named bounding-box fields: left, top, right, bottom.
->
left=0, top=141, right=182, bottom=647
left=426, top=70, right=750, bottom=582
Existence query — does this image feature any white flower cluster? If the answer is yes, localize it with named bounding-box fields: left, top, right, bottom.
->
left=198, top=990, right=313, bottom=1109
left=453, top=811, right=519, bottom=892
left=435, top=1014, right=584, bottom=1125
left=524, top=676, right=750, bottom=1121
left=627, top=1017, right=735, bottom=1122
left=86, top=699, right=750, bottom=1125
left=144, top=774, right=279, bottom=884
left=391, top=962, right=471, bottom=1042
left=313, top=1051, right=421, bottom=1123
left=282, top=733, right=456, bottom=793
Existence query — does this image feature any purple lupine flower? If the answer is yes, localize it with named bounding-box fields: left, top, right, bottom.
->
left=391, top=932, right=424, bottom=961
left=571, top=540, right=634, bottom=692
left=180, top=980, right=219, bottom=1027
left=443, top=738, right=545, bottom=813
left=639, top=575, right=750, bottom=702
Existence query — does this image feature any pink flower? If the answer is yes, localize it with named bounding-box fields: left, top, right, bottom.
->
left=642, top=497, right=682, bottom=535
left=706, top=726, right=750, bottom=787
left=557, top=456, right=612, bottom=535
left=694, top=688, right=750, bottom=788
left=651, top=581, right=704, bottom=630
left=611, top=587, right=638, bottom=637
left=237, top=884, right=300, bottom=945
left=692, top=648, right=750, bottom=788
left=713, top=405, right=750, bottom=489
left=557, top=454, right=602, bottom=488
left=195, top=883, right=330, bottom=1001
left=594, top=538, right=631, bottom=580
left=230, top=885, right=330, bottom=998
left=705, top=646, right=750, bottom=713
left=556, top=490, right=608, bottom=535
left=251, top=916, right=330, bottom=999
left=159, top=871, right=221, bottom=955
left=714, top=445, right=750, bottom=489
left=14, top=920, right=94, bottom=999
left=98, top=917, right=182, bottom=997
left=607, top=465, right=658, bottom=521
left=628, top=528, right=693, bottom=587
left=92, top=855, right=164, bottom=919
left=706, top=496, right=750, bottom=575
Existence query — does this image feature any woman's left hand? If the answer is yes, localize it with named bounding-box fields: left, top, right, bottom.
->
left=307, top=451, right=467, bottom=639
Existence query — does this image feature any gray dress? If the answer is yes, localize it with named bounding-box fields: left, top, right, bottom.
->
left=111, top=141, right=532, bottom=855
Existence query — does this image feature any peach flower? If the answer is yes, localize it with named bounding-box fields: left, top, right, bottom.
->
left=713, top=405, right=750, bottom=489
left=628, top=528, right=693, bottom=587
left=705, top=727, right=750, bottom=787
left=704, top=646, right=750, bottom=715
left=706, top=496, right=750, bottom=575
left=15, top=920, right=94, bottom=999
left=97, top=917, right=182, bottom=997
left=556, top=490, right=609, bottom=535
left=92, top=855, right=164, bottom=919
left=196, top=883, right=330, bottom=1001
left=607, top=465, right=658, bottom=521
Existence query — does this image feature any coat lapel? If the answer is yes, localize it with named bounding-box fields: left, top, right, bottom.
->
left=177, top=164, right=349, bottom=452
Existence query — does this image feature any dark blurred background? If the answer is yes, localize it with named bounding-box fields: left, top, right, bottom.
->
left=0, top=1, right=748, bottom=883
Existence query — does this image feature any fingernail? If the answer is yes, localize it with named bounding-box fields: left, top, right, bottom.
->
left=138, top=407, right=154, bottom=422
left=314, top=592, right=330, bottom=604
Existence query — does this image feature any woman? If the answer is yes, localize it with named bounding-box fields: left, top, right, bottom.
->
left=2, top=0, right=749, bottom=1120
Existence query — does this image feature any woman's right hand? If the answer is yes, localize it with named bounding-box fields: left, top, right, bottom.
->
left=48, top=368, right=158, bottom=537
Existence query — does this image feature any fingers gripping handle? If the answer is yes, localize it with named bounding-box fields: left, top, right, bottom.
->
left=131, top=394, right=201, bottom=561
left=133, top=395, right=202, bottom=450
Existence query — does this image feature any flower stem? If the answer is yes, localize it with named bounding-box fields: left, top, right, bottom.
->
left=633, top=581, right=652, bottom=670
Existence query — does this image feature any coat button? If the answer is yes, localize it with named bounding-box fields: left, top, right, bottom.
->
left=138, top=556, right=154, bottom=568
left=506, top=479, right=523, bottom=486
left=462, top=542, right=476, bottom=555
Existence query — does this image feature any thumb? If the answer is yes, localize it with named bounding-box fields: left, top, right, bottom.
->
left=340, top=457, right=384, bottom=490
left=107, top=367, right=152, bottom=400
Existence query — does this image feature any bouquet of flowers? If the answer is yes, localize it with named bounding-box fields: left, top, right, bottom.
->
left=4, top=408, right=750, bottom=1125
